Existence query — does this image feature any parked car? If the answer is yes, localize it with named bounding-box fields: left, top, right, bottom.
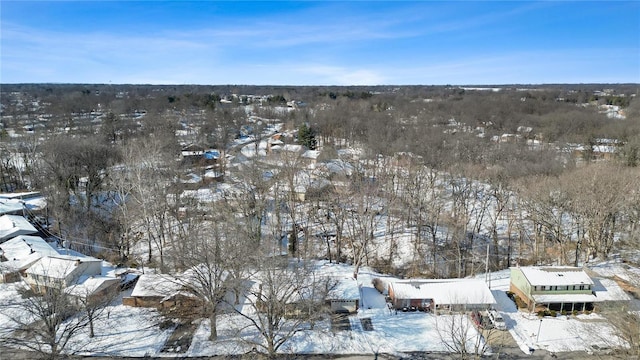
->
left=487, top=309, right=507, bottom=330
left=470, top=310, right=493, bottom=329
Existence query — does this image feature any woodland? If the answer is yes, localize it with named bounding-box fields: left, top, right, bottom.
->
left=1, top=83, right=639, bottom=280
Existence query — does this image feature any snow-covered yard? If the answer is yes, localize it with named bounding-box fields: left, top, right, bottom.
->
left=0, top=261, right=635, bottom=357
left=185, top=264, right=486, bottom=357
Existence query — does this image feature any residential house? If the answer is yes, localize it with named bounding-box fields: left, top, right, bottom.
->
left=24, top=255, right=103, bottom=293
left=0, top=235, right=60, bottom=283
left=510, top=266, right=597, bottom=312
left=388, top=279, right=495, bottom=313
left=0, top=215, right=38, bottom=243
left=301, top=150, right=321, bottom=167
left=123, top=273, right=185, bottom=308
left=181, top=144, right=221, bottom=167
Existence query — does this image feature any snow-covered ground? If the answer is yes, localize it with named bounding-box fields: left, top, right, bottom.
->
left=2, top=260, right=635, bottom=357
left=186, top=263, right=486, bottom=357
left=70, top=303, right=173, bottom=357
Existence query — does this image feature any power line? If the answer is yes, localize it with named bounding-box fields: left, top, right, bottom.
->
left=21, top=203, right=122, bottom=253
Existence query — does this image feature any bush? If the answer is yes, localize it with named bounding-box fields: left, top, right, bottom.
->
left=159, top=319, right=176, bottom=330
left=537, top=309, right=559, bottom=317
left=372, top=278, right=386, bottom=294
left=513, top=294, right=528, bottom=309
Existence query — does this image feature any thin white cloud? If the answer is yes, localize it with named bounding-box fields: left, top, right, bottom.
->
left=1, top=1, right=638, bottom=85
left=383, top=48, right=640, bottom=85
left=292, top=65, right=386, bottom=86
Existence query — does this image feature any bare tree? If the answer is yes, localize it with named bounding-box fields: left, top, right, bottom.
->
left=444, top=173, right=491, bottom=277
left=111, top=135, right=178, bottom=270
left=175, top=204, right=250, bottom=341
left=66, top=282, right=119, bottom=339
left=435, top=308, right=494, bottom=360
left=565, top=164, right=632, bottom=262
left=231, top=156, right=273, bottom=249
left=517, top=175, right=574, bottom=266
left=1, top=282, right=88, bottom=360
left=231, top=256, right=334, bottom=358
left=598, top=302, right=640, bottom=358
left=342, top=163, right=384, bottom=279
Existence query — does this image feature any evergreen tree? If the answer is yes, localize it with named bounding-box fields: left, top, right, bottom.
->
left=297, top=123, right=317, bottom=150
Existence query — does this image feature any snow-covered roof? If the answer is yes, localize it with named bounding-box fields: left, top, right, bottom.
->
left=517, top=266, right=594, bottom=287
left=0, top=215, right=38, bottom=242
left=328, top=276, right=359, bottom=300
left=65, top=275, right=120, bottom=297
left=204, top=170, right=223, bottom=179
left=0, top=191, right=42, bottom=200
left=533, top=293, right=599, bottom=303
left=0, top=235, right=60, bottom=271
left=592, top=145, right=617, bottom=154
left=0, top=200, right=24, bottom=216
left=302, top=150, right=320, bottom=159
left=282, top=144, right=303, bottom=153
left=26, top=255, right=102, bottom=279
left=0, top=192, right=46, bottom=212
left=130, top=274, right=182, bottom=298
left=240, top=142, right=267, bottom=158
left=390, top=279, right=495, bottom=305
left=592, top=278, right=631, bottom=301
left=324, top=159, right=354, bottom=177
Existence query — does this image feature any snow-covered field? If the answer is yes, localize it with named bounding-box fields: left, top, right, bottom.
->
left=1, top=260, right=635, bottom=358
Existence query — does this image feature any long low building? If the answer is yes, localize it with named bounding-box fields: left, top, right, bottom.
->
left=388, top=278, right=496, bottom=313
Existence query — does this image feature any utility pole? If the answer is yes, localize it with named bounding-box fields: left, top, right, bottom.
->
left=536, top=318, right=543, bottom=343
left=485, top=244, right=491, bottom=289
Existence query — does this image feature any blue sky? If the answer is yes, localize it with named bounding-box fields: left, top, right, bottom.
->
left=1, top=1, right=639, bottom=85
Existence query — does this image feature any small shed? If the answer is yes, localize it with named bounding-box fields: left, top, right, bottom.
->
left=327, top=276, right=360, bottom=313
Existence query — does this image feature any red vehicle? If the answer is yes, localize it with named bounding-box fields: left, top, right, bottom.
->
left=470, top=310, right=493, bottom=329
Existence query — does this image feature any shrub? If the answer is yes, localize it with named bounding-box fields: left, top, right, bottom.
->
left=513, top=294, right=528, bottom=309
left=372, top=278, right=386, bottom=294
